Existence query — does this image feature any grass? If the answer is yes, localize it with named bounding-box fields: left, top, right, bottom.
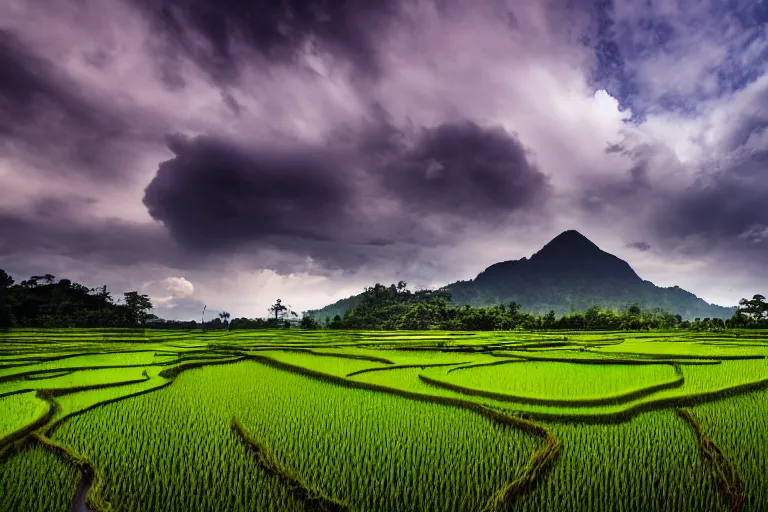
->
left=0, top=367, right=149, bottom=398
left=0, top=391, right=48, bottom=443
left=432, top=361, right=681, bottom=403
left=692, top=389, right=768, bottom=512
left=0, top=443, right=80, bottom=512
left=0, top=328, right=766, bottom=511
left=51, top=362, right=537, bottom=511
left=512, top=410, right=727, bottom=512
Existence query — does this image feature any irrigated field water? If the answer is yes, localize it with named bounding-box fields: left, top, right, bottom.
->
left=1, top=328, right=767, bottom=512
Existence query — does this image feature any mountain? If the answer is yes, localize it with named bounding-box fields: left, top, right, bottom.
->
left=308, top=230, right=736, bottom=320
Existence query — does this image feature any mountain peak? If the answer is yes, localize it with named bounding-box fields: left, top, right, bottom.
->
left=522, top=230, right=640, bottom=280
left=310, top=229, right=737, bottom=320
left=532, top=230, right=601, bottom=259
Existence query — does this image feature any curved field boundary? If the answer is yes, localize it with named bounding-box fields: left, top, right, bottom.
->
left=0, top=357, right=245, bottom=453
left=346, top=362, right=472, bottom=377
left=516, top=376, right=768, bottom=424
left=490, top=338, right=627, bottom=349
left=446, top=359, right=526, bottom=374
left=155, top=356, right=246, bottom=380
left=0, top=388, right=41, bottom=399
left=481, top=421, right=560, bottom=512
left=16, top=357, right=248, bottom=512
left=30, top=432, right=113, bottom=512
left=596, top=353, right=766, bottom=361
left=0, top=395, right=55, bottom=454
left=247, top=351, right=768, bottom=425
left=0, top=351, right=153, bottom=371
left=0, top=374, right=163, bottom=453
left=581, top=339, right=627, bottom=347
left=41, top=358, right=245, bottom=437
left=44, top=379, right=174, bottom=436
left=491, top=341, right=573, bottom=349
left=23, top=370, right=74, bottom=380
left=418, top=366, right=684, bottom=407
left=0, top=364, right=157, bottom=383
left=0, top=355, right=83, bottom=365
left=267, top=348, right=396, bottom=365
left=232, top=418, right=347, bottom=512
left=0, top=375, right=151, bottom=400
left=699, top=342, right=768, bottom=347
left=218, top=344, right=395, bottom=364
left=244, top=353, right=560, bottom=511
left=490, top=352, right=722, bottom=366
left=0, top=355, right=238, bottom=384
left=676, top=408, right=745, bottom=512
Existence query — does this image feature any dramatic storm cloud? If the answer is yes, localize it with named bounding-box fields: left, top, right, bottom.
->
left=2, top=0, right=768, bottom=317
left=142, top=119, right=548, bottom=270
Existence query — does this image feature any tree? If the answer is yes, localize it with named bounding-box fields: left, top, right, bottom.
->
left=0, top=269, right=13, bottom=289
left=300, top=314, right=320, bottom=329
left=506, top=301, right=522, bottom=316
left=0, top=269, right=14, bottom=328
left=42, top=274, right=56, bottom=285
left=123, top=291, right=153, bottom=326
left=542, top=310, right=556, bottom=329
left=219, top=311, right=231, bottom=330
left=269, top=299, right=288, bottom=322
left=729, top=309, right=747, bottom=328
left=22, top=277, right=40, bottom=288
left=739, top=294, right=767, bottom=320
left=328, top=314, right=344, bottom=329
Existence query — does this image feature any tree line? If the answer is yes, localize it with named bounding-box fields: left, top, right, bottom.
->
left=2, top=269, right=767, bottom=331
left=0, top=270, right=152, bottom=328
left=302, top=283, right=768, bottom=331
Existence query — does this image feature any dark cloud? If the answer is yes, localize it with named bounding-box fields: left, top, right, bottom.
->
left=589, top=139, right=661, bottom=205
left=654, top=149, right=768, bottom=249
left=0, top=29, right=161, bottom=179
left=0, top=207, right=181, bottom=268
left=4, top=0, right=768, bottom=312
left=628, top=162, right=651, bottom=189
left=220, top=91, right=243, bottom=117
left=141, top=118, right=549, bottom=272
left=131, top=0, right=401, bottom=83
left=379, top=121, right=549, bottom=219
left=627, top=241, right=651, bottom=251
left=143, top=134, right=355, bottom=252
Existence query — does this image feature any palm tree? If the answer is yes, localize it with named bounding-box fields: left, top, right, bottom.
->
left=219, top=311, right=231, bottom=330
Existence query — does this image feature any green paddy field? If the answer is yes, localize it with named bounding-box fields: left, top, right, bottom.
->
left=1, top=328, right=767, bottom=512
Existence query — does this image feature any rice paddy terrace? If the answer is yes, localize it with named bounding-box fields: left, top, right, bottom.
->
left=1, top=328, right=767, bottom=512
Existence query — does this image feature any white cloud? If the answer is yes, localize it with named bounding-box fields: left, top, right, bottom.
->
left=142, top=276, right=195, bottom=306
left=592, top=89, right=632, bottom=121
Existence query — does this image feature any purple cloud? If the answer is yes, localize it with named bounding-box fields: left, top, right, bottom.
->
left=2, top=0, right=768, bottom=317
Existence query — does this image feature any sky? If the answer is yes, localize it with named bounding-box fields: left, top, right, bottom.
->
left=2, top=0, right=768, bottom=320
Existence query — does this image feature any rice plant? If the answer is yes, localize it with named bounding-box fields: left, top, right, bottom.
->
left=53, top=361, right=537, bottom=512
left=0, top=328, right=766, bottom=512
left=692, top=389, right=768, bottom=511
left=0, top=444, right=80, bottom=512
left=512, top=410, right=726, bottom=512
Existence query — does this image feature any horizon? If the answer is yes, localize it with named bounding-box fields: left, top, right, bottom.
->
left=3, top=1, right=768, bottom=319
left=0, top=229, right=743, bottom=321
